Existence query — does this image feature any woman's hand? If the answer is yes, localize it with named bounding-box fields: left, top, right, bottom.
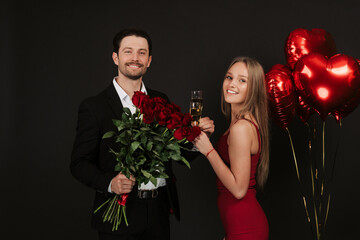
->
left=193, top=131, right=214, bottom=156
left=198, top=117, right=215, bottom=137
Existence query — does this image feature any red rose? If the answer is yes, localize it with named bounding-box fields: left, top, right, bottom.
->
left=174, top=128, right=184, bottom=140
left=167, top=103, right=181, bottom=113
left=141, top=98, right=155, bottom=124
left=182, top=113, right=193, bottom=126
left=153, top=103, right=165, bottom=115
left=156, top=107, right=172, bottom=125
left=143, top=113, right=155, bottom=124
left=152, top=97, right=167, bottom=106
left=140, top=98, right=154, bottom=114
left=186, top=126, right=201, bottom=141
left=166, top=112, right=183, bottom=130
left=174, top=127, right=191, bottom=140
left=132, top=91, right=148, bottom=108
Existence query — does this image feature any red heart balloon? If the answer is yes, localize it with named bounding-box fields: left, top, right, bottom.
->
left=297, top=94, right=315, bottom=124
left=293, top=53, right=360, bottom=120
left=332, top=88, right=360, bottom=121
left=332, top=58, right=360, bottom=121
left=265, top=64, right=296, bottom=130
left=285, top=28, right=337, bottom=69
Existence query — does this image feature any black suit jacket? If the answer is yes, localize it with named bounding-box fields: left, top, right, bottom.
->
left=70, top=83, right=198, bottom=232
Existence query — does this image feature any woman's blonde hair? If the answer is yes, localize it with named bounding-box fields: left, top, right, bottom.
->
left=221, top=56, right=269, bottom=189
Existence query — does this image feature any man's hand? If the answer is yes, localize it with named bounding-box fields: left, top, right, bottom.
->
left=110, top=173, right=136, bottom=195
left=198, top=117, right=215, bottom=137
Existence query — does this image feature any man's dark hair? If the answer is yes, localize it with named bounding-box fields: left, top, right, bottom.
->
left=113, top=28, right=152, bottom=55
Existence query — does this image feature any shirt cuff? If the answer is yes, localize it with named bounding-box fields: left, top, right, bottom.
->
left=108, top=180, right=112, bottom=193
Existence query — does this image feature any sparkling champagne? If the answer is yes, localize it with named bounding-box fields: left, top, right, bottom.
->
left=189, top=88, right=203, bottom=127
left=190, top=98, right=203, bottom=122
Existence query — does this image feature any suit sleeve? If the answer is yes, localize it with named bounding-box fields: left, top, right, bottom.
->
left=70, top=100, right=115, bottom=194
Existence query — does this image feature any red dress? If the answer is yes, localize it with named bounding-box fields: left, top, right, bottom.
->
left=215, top=119, right=269, bottom=240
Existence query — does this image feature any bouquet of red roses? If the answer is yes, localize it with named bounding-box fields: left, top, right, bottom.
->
left=94, top=91, right=200, bottom=231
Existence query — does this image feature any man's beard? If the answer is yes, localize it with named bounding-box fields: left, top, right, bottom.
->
left=120, top=62, right=147, bottom=80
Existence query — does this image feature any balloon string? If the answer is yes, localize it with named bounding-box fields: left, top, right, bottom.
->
left=318, top=121, right=326, bottom=230
left=323, top=194, right=331, bottom=235
left=313, top=198, right=321, bottom=240
left=321, top=119, right=341, bottom=236
left=323, top=120, right=326, bottom=170
left=306, top=123, right=318, bottom=240
left=312, top=118, right=319, bottom=192
left=286, top=128, right=312, bottom=233
left=287, top=128, right=300, bottom=181
left=310, top=165, right=320, bottom=240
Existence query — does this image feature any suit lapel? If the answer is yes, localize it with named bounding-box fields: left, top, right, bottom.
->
left=105, top=84, right=124, bottom=119
left=147, top=87, right=160, bottom=98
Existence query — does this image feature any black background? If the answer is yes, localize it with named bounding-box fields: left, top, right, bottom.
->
left=2, top=0, right=360, bottom=239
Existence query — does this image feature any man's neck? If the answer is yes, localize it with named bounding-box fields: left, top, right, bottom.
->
left=115, top=76, right=143, bottom=98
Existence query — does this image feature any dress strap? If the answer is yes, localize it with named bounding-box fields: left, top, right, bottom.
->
left=238, top=118, right=261, bottom=155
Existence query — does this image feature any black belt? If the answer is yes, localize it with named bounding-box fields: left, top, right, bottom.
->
left=137, top=186, right=166, bottom=199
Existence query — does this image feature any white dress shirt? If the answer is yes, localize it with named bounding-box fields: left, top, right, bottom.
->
left=108, top=78, right=166, bottom=191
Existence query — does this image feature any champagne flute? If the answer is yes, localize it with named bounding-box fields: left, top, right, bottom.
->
left=190, top=90, right=203, bottom=126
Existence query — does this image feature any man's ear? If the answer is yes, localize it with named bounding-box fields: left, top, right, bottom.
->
left=147, top=55, right=152, bottom=68
left=112, top=52, right=119, bottom=66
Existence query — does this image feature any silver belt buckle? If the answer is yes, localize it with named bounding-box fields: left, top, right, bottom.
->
left=138, top=188, right=159, bottom=199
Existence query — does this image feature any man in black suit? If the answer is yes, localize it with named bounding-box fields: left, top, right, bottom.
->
left=70, top=28, right=214, bottom=240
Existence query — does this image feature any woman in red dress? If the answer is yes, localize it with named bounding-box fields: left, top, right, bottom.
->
left=194, top=57, right=269, bottom=240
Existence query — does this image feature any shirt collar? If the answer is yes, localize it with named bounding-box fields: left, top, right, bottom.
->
left=112, top=77, right=147, bottom=102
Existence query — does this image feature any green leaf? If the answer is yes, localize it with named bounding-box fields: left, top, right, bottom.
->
left=123, top=107, right=131, bottom=116
left=114, top=163, right=121, bottom=172
left=130, top=116, right=135, bottom=124
left=112, top=119, right=122, bottom=128
left=150, top=176, right=157, bottom=186
left=126, top=153, right=133, bottom=165
left=150, top=131, right=159, bottom=136
left=181, top=157, right=191, bottom=169
left=161, top=155, right=168, bottom=162
left=131, top=141, right=141, bottom=152
left=115, top=135, right=123, bottom=144
left=122, top=113, right=130, bottom=122
left=154, top=144, right=164, bottom=153
left=157, top=165, right=166, bottom=172
left=125, top=168, right=131, bottom=179
left=116, top=131, right=129, bottom=145
left=103, top=131, right=115, bottom=139
left=146, top=141, right=153, bottom=151
left=137, top=155, right=147, bottom=166
left=134, top=131, right=142, bottom=140
left=141, top=169, right=151, bottom=178
left=157, top=172, right=169, bottom=179
left=152, top=150, right=160, bottom=156
left=141, top=135, right=147, bottom=145
left=119, top=148, right=127, bottom=159
left=153, top=136, right=165, bottom=142
left=112, top=119, right=127, bottom=132
left=166, top=143, right=180, bottom=152
left=140, top=127, right=151, bottom=131
left=126, top=130, right=133, bottom=137
left=170, top=153, right=182, bottom=161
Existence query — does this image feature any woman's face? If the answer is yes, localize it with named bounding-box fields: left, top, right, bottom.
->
left=223, top=62, right=249, bottom=107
